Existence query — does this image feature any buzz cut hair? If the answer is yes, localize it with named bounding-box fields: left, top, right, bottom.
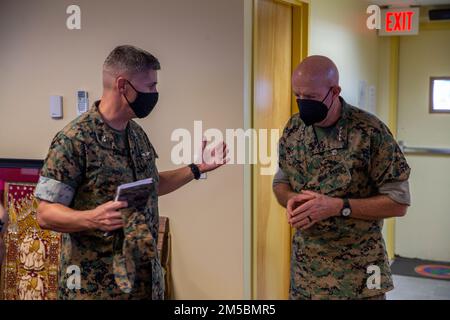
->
left=103, top=45, right=161, bottom=75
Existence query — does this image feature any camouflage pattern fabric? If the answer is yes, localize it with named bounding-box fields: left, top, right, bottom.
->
left=35, top=102, right=164, bottom=300
left=112, top=207, right=156, bottom=295
left=278, top=98, right=411, bottom=300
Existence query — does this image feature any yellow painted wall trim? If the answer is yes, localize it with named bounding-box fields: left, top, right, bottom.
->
left=243, top=0, right=254, bottom=300
left=251, top=0, right=257, bottom=300
left=386, top=36, right=400, bottom=260
left=291, top=2, right=309, bottom=114
left=388, top=37, right=399, bottom=133
left=420, top=21, right=450, bottom=31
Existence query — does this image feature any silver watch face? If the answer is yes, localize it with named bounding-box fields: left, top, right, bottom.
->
left=342, top=208, right=351, bottom=217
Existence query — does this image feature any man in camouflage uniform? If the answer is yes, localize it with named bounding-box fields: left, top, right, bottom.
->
left=35, top=45, right=227, bottom=299
left=273, top=56, right=411, bottom=300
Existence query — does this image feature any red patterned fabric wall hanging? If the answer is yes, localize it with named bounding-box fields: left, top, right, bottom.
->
left=0, top=182, right=61, bottom=300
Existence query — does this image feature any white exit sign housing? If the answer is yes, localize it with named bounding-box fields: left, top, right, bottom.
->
left=379, top=7, right=420, bottom=36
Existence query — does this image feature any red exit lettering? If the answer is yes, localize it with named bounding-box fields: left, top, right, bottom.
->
left=386, top=11, right=415, bottom=32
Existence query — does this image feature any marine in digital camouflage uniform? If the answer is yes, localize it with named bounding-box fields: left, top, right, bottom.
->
left=273, top=56, right=411, bottom=300
left=35, top=102, right=163, bottom=299
left=34, top=45, right=227, bottom=300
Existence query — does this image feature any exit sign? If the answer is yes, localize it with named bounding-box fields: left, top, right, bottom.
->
left=379, top=7, right=420, bottom=36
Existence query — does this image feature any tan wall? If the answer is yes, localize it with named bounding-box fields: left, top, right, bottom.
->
left=374, top=18, right=450, bottom=261
left=395, top=28, right=450, bottom=261
left=0, top=0, right=245, bottom=299
left=309, top=0, right=379, bottom=110
left=375, top=37, right=392, bottom=125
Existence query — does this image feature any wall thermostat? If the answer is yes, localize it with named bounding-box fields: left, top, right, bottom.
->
left=77, top=90, right=89, bottom=115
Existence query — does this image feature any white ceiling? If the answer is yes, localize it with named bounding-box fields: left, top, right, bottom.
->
left=371, top=0, right=450, bottom=6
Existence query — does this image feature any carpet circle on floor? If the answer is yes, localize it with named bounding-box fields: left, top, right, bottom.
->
left=414, top=265, right=450, bottom=280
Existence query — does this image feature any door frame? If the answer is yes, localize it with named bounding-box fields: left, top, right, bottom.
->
left=244, top=0, right=309, bottom=300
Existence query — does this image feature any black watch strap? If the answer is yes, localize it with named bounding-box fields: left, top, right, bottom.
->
left=189, top=164, right=201, bottom=180
left=343, top=198, right=350, bottom=209
left=0, top=219, right=4, bottom=233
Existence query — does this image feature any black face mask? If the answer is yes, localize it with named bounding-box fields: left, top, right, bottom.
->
left=123, top=80, right=159, bottom=119
left=297, top=88, right=334, bottom=126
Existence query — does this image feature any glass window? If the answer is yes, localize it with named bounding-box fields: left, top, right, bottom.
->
left=430, top=77, right=450, bottom=113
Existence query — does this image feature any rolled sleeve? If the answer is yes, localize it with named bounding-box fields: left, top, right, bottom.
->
left=36, top=131, right=84, bottom=207
left=379, top=180, right=411, bottom=206
left=34, top=176, right=75, bottom=206
left=273, top=167, right=290, bottom=187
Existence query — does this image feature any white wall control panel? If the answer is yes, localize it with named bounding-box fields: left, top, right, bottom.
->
left=77, top=90, right=89, bottom=115
left=50, top=95, right=63, bottom=119
left=358, top=80, right=367, bottom=110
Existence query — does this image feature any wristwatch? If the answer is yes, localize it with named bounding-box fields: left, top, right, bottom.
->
left=189, top=163, right=201, bottom=180
left=340, top=198, right=352, bottom=217
left=0, top=219, right=4, bottom=233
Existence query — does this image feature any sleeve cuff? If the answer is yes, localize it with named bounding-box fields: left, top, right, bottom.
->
left=272, top=167, right=290, bottom=186
left=379, top=180, right=411, bottom=206
left=34, top=176, right=75, bottom=206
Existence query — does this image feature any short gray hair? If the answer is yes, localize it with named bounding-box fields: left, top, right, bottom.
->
left=103, top=45, right=161, bottom=75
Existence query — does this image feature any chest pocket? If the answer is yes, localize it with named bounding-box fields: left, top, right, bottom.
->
left=87, top=132, right=134, bottom=189
left=128, top=129, right=159, bottom=184
left=306, top=153, right=352, bottom=197
left=281, top=141, right=309, bottom=193
left=134, top=146, right=158, bottom=181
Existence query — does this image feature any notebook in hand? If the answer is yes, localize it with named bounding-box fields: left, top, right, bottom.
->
left=114, top=178, right=154, bottom=209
